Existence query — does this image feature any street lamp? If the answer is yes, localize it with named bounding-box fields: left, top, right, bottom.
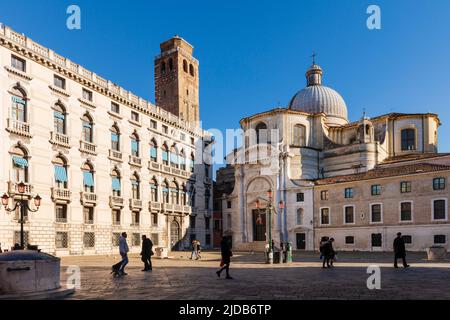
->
left=2, top=182, right=41, bottom=250
left=255, top=189, right=284, bottom=264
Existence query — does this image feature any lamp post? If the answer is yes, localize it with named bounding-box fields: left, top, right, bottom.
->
left=2, top=182, right=41, bottom=250
left=255, top=189, right=284, bottom=264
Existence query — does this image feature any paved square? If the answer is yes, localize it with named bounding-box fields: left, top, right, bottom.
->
left=60, top=251, right=450, bottom=300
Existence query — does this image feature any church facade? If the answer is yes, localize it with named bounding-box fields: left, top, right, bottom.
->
left=219, top=59, right=449, bottom=252
left=0, top=24, right=213, bottom=255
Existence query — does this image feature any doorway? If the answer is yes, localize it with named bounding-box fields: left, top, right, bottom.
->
left=170, top=220, right=180, bottom=251
left=296, top=233, right=306, bottom=250
left=252, top=209, right=266, bottom=242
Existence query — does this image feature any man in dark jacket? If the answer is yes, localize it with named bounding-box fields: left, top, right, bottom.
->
left=216, top=236, right=233, bottom=279
left=141, top=235, right=153, bottom=271
left=321, top=238, right=335, bottom=268
left=393, top=232, right=410, bottom=268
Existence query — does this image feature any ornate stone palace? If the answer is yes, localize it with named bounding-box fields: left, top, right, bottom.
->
left=0, top=24, right=213, bottom=255
left=217, top=61, right=450, bottom=252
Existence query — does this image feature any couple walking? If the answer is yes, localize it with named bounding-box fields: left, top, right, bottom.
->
left=190, top=240, right=202, bottom=260
left=320, top=237, right=336, bottom=268
left=112, top=232, right=153, bottom=276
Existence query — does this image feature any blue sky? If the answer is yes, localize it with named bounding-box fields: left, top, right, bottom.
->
left=1, top=0, right=450, bottom=160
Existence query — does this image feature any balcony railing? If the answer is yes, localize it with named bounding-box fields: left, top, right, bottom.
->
left=129, top=155, right=142, bottom=167
left=8, top=181, right=33, bottom=198
left=80, top=192, right=97, bottom=205
left=148, top=161, right=195, bottom=180
left=55, top=216, right=68, bottom=223
left=84, top=219, right=94, bottom=225
left=163, top=203, right=192, bottom=215
left=79, top=140, right=97, bottom=155
left=109, top=149, right=123, bottom=162
left=129, top=198, right=143, bottom=210
left=131, top=221, right=140, bottom=227
left=6, top=119, right=31, bottom=138
left=50, top=132, right=70, bottom=148
left=149, top=201, right=163, bottom=211
left=109, top=196, right=124, bottom=208
left=51, top=187, right=71, bottom=202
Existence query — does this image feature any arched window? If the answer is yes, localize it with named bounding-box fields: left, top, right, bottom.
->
left=183, top=60, right=188, bottom=73
left=53, top=155, right=68, bottom=189
left=170, top=181, right=180, bottom=205
left=150, top=139, right=158, bottom=162
left=150, top=178, right=158, bottom=202
left=181, top=184, right=187, bottom=205
left=255, top=122, right=268, bottom=145
left=81, top=113, right=93, bottom=143
left=111, top=125, right=120, bottom=152
left=168, top=58, right=173, bottom=71
left=162, top=180, right=170, bottom=203
left=170, top=145, right=179, bottom=168
left=162, top=144, right=169, bottom=165
left=111, top=169, right=121, bottom=197
left=189, top=153, right=195, bottom=173
left=189, top=64, right=195, bottom=77
left=53, top=102, right=67, bottom=135
left=11, top=146, right=28, bottom=183
left=401, top=129, right=416, bottom=151
left=131, top=173, right=140, bottom=200
left=179, top=150, right=186, bottom=171
left=131, top=132, right=140, bottom=157
left=161, top=62, right=166, bottom=75
left=82, top=162, right=94, bottom=193
left=11, top=86, right=27, bottom=123
left=293, top=124, right=306, bottom=147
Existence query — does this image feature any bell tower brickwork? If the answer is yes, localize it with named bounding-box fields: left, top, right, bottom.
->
left=155, top=36, right=200, bottom=124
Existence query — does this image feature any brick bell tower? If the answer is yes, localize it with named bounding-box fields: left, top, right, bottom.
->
left=155, top=36, right=200, bottom=124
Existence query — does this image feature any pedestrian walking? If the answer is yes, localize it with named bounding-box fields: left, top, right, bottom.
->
left=319, top=236, right=329, bottom=260
left=190, top=240, right=198, bottom=260
left=216, top=236, right=233, bottom=280
left=321, top=238, right=335, bottom=268
left=141, top=235, right=153, bottom=271
left=394, top=232, right=410, bottom=269
left=196, top=241, right=202, bottom=260
left=118, top=232, right=129, bottom=275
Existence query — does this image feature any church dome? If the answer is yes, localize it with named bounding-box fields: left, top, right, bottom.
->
left=289, top=62, right=348, bottom=124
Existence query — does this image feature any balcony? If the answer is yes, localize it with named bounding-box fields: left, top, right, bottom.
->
left=109, top=196, right=124, bottom=208
left=148, top=161, right=195, bottom=180
left=6, top=119, right=32, bottom=138
left=7, top=181, right=33, bottom=198
left=79, top=141, right=97, bottom=155
left=129, top=155, right=142, bottom=167
left=129, top=198, right=143, bottom=210
left=130, top=221, right=140, bottom=227
left=163, top=203, right=192, bottom=215
left=149, top=201, right=163, bottom=211
left=51, top=187, right=71, bottom=203
left=108, top=149, right=123, bottom=162
left=80, top=192, right=97, bottom=206
left=50, top=132, right=70, bottom=148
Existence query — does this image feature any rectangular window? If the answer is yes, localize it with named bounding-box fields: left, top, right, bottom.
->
left=371, top=204, right=382, bottom=223
left=131, top=111, right=139, bottom=122
left=150, top=120, right=157, bottom=129
left=433, top=200, right=447, bottom=220
left=132, top=233, right=141, bottom=247
left=132, top=211, right=140, bottom=226
left=227, top=201, right=232, bottom=209
left=344, top=206, right=354, bottom=224
left=191, top=137, right=195, bottom=145
left=111, top=102, right=120, bottom=114
left=401, top=129, right=416, bottom=151
left=55, top=204, right=67, bottom=223
left=180, top=133, right=186, bottom=141
left=345, top=236, right=355, bottom=245
left=434, top=235, right=446, bottom=244
left=371, top=185, right=381, bottom=196
left=83, top=207, right=94, bottom=224
left=112, top=210, right=121, bottom=225
left=151, top=233, right=159, bottom=246
left=152, top=212, right=158, bottom=226
left=82, top=88, right=93, bottom=101
left=55, top=232, right=68, bottom=249
left=400, top=202, right=412, bottom=222
left=162, top=125, right=168, bottom=134
left=321, top=190, right=329, bottom=201
left=190, top=216, right=196, bottom=229
left=112, top=233, right=121, bottom=247
left=54, top=75, right=66, bottom=89
left=14, top=231, right=29, bottom=248
left=345, top=188, right=354, bottom=199
left=296, top=209, right=303, bottom=225
left=433, top=178, right=446, bottom=190
left=403, top=235, right=412, bottom=244
left=11, top=55, right=26, bottom=72
left=296, top=193, right=304, bottom=202
left=83, top=232, right=95, bottom=248
left=205, top=217, right=210, bottom=230
left=321, top=208, right=330, bottom=225
left=401, top=182, right=412, bottom=193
